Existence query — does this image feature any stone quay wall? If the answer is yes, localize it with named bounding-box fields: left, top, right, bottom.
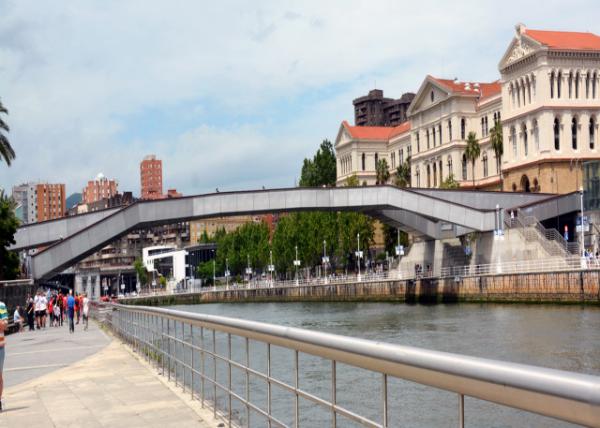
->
left=123, top=270, right=600, bottom=307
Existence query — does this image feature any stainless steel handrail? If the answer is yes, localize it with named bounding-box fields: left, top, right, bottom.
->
left=107, top=303, right=600, bottom=427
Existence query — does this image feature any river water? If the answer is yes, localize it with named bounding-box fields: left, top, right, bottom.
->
left=171, top=302, right=600, bottom=427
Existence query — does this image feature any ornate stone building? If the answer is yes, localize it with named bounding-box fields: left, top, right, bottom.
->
left=336, top=24, right=600, bottom=194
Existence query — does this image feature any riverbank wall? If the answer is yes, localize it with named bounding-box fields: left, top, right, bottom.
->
left=122, top=270, right=600, bottom=306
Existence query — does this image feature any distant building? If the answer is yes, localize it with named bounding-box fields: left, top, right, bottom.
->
left=140, top=155, right=163, bottom=200
left=166, top=188, right=182, bottom=198
left=12, top=182, right=65, bottom=224
left=68, top=191, right=135, bottom=216
left=82, top=173, right=118, bottom=204
left=353, top=90, right=414, bottom=127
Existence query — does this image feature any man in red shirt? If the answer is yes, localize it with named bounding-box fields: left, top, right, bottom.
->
left=74, top=294, right=81, bottom=324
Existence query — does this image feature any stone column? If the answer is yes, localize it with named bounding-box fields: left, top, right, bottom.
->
left=75, top=274, right=83, bottom=295
left=94, top=275, right=101, bottom=301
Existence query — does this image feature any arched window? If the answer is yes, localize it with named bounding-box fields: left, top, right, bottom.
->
left=520, top=175, right=531, bottom=192
left=568, top=71, right=573, bottom=98
left=415, top=133, right=420, bottom=152
left=550, top=71, right=555, bottom=99
left=416, top=167, right=420, bottom=187
left=482, top=152, right=488, bottom=177
left=374, top=153, right=379, bottom=168
left=430, top=90, right=434, bottom=102
left=554, top=118, right=560, bottom=151
left=447, top=155, right=453, bottom=176
left=586, top=71, right=591, bottom=98
left=522, top=80, right=527, bottom=105
left=462, top=155, right=467, bottom=180
left=391, top=152, right=395, bottom=168
left=511, top=126, right=517, bottom=157
left=484, top=116, right=488, bottom=136
left=438, top=124, right=442, bottom=145
left=399, top=148, right=404, bottom=164
left=590, top=117, right=596, bottom=150
left=522, top=124, right=528, bottom=156
left=461, top=118, right=466, bottom=140
left=448, top=119, right=452, bottom=141
left=575, top=71, right=580, bottom=98
left=426, top=130, right=430, bottom=149
left=516, top=84, right=521, bottom=107
left=439, top=160, right=443, bottom=184
left=433, top=163, right=437, bottom=187
left=557, top=71, right=562, bottom=98
left=594, top=72, right=598, bottom=98
left=481, top=117, right=485, bottom=136
left=427, top=165, right=431, bottom=187
left=572, top=117, right=578, bottom=150
left=361, top=153, right=366, bottom=171
left=527, top=78, right=532, bottom=104
left=532, top=119, right=539, bottom=152
left=432, top=127, right=436, bottom=146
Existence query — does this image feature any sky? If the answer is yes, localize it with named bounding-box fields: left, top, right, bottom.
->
left=1, top=0, right=600, bottom=198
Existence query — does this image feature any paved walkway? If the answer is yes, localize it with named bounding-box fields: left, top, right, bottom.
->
left=0, top=321, right=218, bottom=427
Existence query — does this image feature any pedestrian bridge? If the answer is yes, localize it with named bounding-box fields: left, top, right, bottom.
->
left=17, top=186, right=575, bottom=280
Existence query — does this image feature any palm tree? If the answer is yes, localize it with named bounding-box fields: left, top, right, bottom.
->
left=464, top=131, right=481, bottom=188
left=489, top=122, right=503, bottom=175
left=375, top=159, right=390, bottom=185
left=0, top=99, right=15, bottom=166
left=394, top=157, right=411, bottom=188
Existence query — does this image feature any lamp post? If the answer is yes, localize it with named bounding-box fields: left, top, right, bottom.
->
left=212, top=258, right=216, bottom=292
left=580, top=186, right=585, bottom=260
left=294, top=245, right=301, bottom=286
left=269, top=250, right=274, bottom=287
left=356, top=233, right=362, bottom=281
left=225, top=257, right=229, bottom=290
left=322, top=240, right=328, bottom=283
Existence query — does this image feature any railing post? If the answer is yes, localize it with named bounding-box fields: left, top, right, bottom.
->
left=181, top=321, right=185, bottom=393
left=201, top=326, right=205, bottom=408
left=267, top=343, right=272, bottom=428
left=331, top=360, right=337, bottom=428
left=228, top=333, right=232, bottom=427
left=294, top=349, right=299, bottom=428
left=213, top=329, right=217, bottom=419
left=246, top=337, right=251, bottom=427
left=191, top=324, right=194, bottom=400
left=458, top=393, right=464, bottom=428
left=382, top=374, right=388, bottom=428
left=167, top=318, right=171, bottom=382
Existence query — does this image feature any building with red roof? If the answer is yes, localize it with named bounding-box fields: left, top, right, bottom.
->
left=336, top=24, right=600, bottom=194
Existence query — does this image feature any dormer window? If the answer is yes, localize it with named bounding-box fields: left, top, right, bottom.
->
left=430, top=90, right=434, bottom=102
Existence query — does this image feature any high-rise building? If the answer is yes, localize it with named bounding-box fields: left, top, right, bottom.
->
left=353, top=90, right=415, bottom=127
left=12, top=182, right=66, bottom=224
left=140, top=155, right=163, bottom=200
left=82, top=173, right=118, bottom=204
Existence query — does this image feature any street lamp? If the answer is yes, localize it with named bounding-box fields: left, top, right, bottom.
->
left=225, top=257, right=230, bottom=290
left=293, top=245, right=301, bottom=286
left=322, top=240, right=329, bottom=284
left=269, top=250, right=275, bottom=287
left=356, top=233, right=362, bottom=281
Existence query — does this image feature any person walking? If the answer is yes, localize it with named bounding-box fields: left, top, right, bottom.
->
left=0, top=299, right=8, bottom=411
left=67, top=291, right=75, bottom=334
left=74, top=294, right=80, bottom=325
left=82, top=293, right=90, bottom=331
left=26, top=295, right=34, bottom=331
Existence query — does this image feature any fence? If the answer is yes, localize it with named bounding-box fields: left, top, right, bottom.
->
left=106, top=303, right=600, bottom=427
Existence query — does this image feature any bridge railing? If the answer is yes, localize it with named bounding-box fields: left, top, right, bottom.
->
left=107, top=303, right=600, bottom=427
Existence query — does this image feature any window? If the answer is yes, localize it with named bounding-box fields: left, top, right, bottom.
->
left=483, top=152, right=488, bottom=177
left=461, top=118, right=466, bottom=139
left=438, top=124, right=442, bottom=145
left=575, top=71, right=580, bottom=98
left=481, top=118, right=485, bottom=137
left=432, top=127, right=436, bottom=146
left=361, top=153, right=366, bottom=171
left=557, top=71, right=562, bottom=98
left=426, top=130, right=430, bottom=149
left=532, top=119, right=539, bottom=152
left=590, top=117, right=596, bottom=150
left=522, top=124, right=528, bottom=156
left=568, top=71, right=573, bottom=98
left=407, top=145, right=412, bottom=159
left=447, top=156, right=453, bottom=176
left=554, top=118, right=560, bottom=151
left=484, top=116, right=488, bottom=136
left=448, top=119, right=452, bottom=140
left=433, top=163, right=437, bottom=187
left=416, top=133, right=420, bottom=152
left=511, top=126, right=517, bottom=157
left=399, top=149, right=404, bottom=165
left=430, top=90, right=434, bottom=102
left=374, top=153, right=378, bottom=168
left=416, top=167, right=420, bottom=187
left=391, top=152, right=395, bottom=168
left=427, top=165, right=431, bottom=187
left=439, top=160, right=443, bottom=185
left=572, top=117, right=578, bottom=150
left=550, top=71, right=555, bottom=98
left=462, top=155, right=467, bottom=180
left=586, top=71, right=591, bottom=98
left=594, top=72, right=598, bottom=98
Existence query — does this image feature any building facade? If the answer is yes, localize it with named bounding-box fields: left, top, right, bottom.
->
left=353, top=90, right=415, bottom=127
left=12, top=182, right=66, bottom=224
left=140, top=155, right=163, bottom=200
left=336, top=24, right=600, bottom=194
left=82, top=173, right=118, bottom=204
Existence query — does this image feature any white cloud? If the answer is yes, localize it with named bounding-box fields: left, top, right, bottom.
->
left=1, top=0, right=600, bottom=195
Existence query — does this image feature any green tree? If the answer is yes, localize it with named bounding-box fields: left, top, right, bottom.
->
left=215, top=221, right=270, bottom=277
left=394, top=158, right=411, bottom=188
left=0, top=99, right=15, bottom=166
left=375, top=158, right=390, bottom=185
left=0, top=191, right=19, bottom=279
left=337, top=212, right=374, bottom=269
left=464, top=131, right=481, bottom=188
left=440, top=173, right=460, bottom=189
left=196, top=261, right=215, bottom=286
left=383, top=224, right=409, bottom=256
left=159, top=276, right=167, bottom=288
left=345, top=174, right=359, bottom=187
left=133, top=258, right=148, bottom=287
left=299, top=140, right=337, bottom=187
left=489, top=121, right=503, bottom=175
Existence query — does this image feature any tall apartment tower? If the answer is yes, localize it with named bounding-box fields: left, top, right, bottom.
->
left=353, top=89, right=415, bottom=126
left=82, top=173, right=118, bottom=204
left=12, top=182, right=66, bottom=224
left=140, top=155, right=163, bottom=200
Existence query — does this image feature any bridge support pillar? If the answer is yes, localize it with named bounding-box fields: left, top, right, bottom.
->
left=94, top=275, right=101, bottom=300
left=75, top=275, right=83, bottom=295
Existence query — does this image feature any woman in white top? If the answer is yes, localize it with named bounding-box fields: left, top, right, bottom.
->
left=82, top=294, right=90, bottom=331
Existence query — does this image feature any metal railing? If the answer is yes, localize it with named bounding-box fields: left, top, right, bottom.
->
left=107, top=304, right=600, bottom=427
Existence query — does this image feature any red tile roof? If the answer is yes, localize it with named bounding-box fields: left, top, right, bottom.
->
left=342, top=120, right=410, bottom=141
left=525, top=29, right=600, bottom=51
left=429, top=76, right=501, bottom=100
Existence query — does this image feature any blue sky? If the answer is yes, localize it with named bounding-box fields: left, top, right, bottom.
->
left=1, top=0, right=600, bottom=197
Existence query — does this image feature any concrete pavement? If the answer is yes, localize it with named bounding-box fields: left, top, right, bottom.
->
left=0, top=321, right=219, bottom=427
